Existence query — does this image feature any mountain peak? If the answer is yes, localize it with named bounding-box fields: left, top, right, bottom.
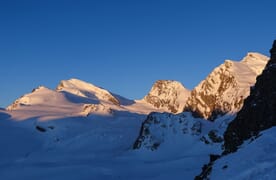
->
left=56, top=78, right=120, bottom=106
left=143, top=80, right=190, bottom=113
left=57, top=78, right=101, bottom=92
left=224, top=41, right=276, bottom=153
left=6, top=86, right=58, bottom=110
left=242, top=52, right=269, bottom=63
left=184, top=53, right=269, bottom=120
left=31, top=86, right=49, bottom=92
left=149, top=80, right=188, bottom=91
left=240, top=53, right=269, bottom=75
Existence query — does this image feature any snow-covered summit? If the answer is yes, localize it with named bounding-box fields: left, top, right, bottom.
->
left=56, top=78, right=120, bottom=105
left=143, top=80, right=190, bottom=113
left=5, top=84, right=87, bottom=120
left=184, top=52, right=269, bottom=120
left=241, top=53, right=269, bottom=74
left=6, top=86, right=62, bottom=110
left=6, top=79, right=124, bottom=119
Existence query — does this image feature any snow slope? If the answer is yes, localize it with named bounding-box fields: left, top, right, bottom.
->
left=0, top=105, right=225, bottom=180
left=0, top=109, right=227, bottom=180
left=6, top=86, right=84, bottom=121
left=211, top=127, right=276, bottom=180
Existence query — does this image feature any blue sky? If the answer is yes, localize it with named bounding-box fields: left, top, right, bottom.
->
left=0, top=0, right=275, bottom=107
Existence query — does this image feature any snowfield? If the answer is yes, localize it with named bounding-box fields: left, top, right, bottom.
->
left=0, top=108, right=223, bottom=180
left=0, top=78, right=221, bottom=180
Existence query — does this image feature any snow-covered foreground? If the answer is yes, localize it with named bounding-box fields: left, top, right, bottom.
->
left=0, top=108, right=224, bottom=180
left=211, top=127, right=276, bottom=180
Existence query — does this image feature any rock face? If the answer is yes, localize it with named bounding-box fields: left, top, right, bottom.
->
left=132, top=111, right=229, bottom=151
left=81, top=104, right=113, bottom=116
left=133, top=53, right=269, bottom=151
left=143, top=80, right=190, bottom=113
left=224, top=41, right=276, bottom=154
left=184, top=53, right=269, bottom=120
left=133, top=112, right=205, bottom=150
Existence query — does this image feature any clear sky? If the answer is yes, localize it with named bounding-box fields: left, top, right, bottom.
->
left=0, top=0, right=275, bottom=107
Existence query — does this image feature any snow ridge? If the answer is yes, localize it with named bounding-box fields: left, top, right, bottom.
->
left=6, top=86, right=69, bottom=110
left=56, top=78, right=120, bottom=105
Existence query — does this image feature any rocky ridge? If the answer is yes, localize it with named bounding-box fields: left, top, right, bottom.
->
left=132, top=53, right=269, bottom=151
left=143, top=80, right=190, bottom=113
left=133, top=111, right=231, bottom=151
left=184, top=53, right=268, bottom=120
left=224, top=41, right=276, bottom=153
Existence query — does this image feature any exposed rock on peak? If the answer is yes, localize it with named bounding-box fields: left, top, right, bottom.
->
left=184, top=53, right=269, bottom=120
left=143, top=80, right=190, bottom=113
left=81, top=104, right=113, bottom=116
left=224, top=41, right=276, bottom=153
left=31, top=86, right=48, bottom=92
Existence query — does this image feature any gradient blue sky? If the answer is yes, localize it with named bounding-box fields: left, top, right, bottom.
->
left=0, top=0, right=275, bottom=107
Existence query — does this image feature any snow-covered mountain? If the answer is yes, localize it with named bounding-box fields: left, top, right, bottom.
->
left=197, top=41, right=276, bottom=179
left=132, top=52, right=269, bottom=152
left=1, top=78, right=204, bottom=179
left=143, top=80, right=190, bottom=113
left=224, top=42, right=276, bottom=154
left=1, top=47, right=274, bottom=180
left=6, top=78, right=179, bottom=120
left=56, top=78, right=121, bottom=106
left=6, top=85, right=94, bottom=121
left=192, top=41, right=276, bottom=179
left=184, top=53, right=269, bottom=120
left=210, top=127, right=276, bottom=180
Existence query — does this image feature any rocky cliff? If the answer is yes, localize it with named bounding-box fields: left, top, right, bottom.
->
left=224, top=41, right=276, bottom=153
left=184, top=53, right=268, bottom=120
left=143, top=80, right=190, bottom=113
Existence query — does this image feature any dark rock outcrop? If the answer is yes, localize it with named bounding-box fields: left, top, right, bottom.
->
left=224, top=40, right=276, bottom=154
left=195, top=154, right=221, bottom=180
